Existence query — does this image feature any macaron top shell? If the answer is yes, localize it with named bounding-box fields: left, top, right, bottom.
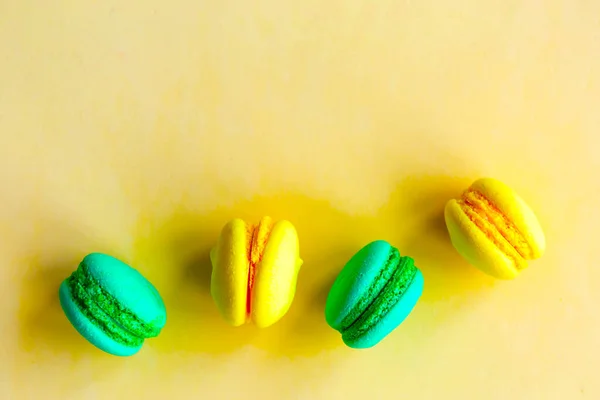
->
left=210, top=217, right=302, bottom=328
left=251, top=219, right=302, bottom=327
left=325, top=240, right=393, bottom=331
left=210, top=219, right=250, bottom=326
left=469, top=178, right=545, bottom=258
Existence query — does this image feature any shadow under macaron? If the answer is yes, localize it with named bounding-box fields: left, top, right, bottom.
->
left=16, top=252, right=129, bottom=389
left=15, top=174, right=500, bottom=362
left=140, top=177, right=499, bottom=356
left=272, top=245, right=357, bottom=356
left=384, top=175, right=497, bottom=339
left=12, top=209, right=169, bottom=393
left=17, top=258, right=90, bottom=355
left=135, top=193, right=367, bottom=357
left=391, top=175, right=496, bottom=299
left=314, top=174, right=497, bottom=351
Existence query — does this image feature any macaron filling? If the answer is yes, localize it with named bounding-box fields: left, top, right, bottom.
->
left=245, top=217, right=274, bottom=317
left=339, top=247, right=401, bottom=332
left=67, top=276, right=144, bottom=347
left=66, top=263, right=161, bottom=346
left=459, top=189, right=531, bottom=269
left=341, top=248, right=418, bottom=342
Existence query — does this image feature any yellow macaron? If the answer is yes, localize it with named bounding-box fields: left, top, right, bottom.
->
left=444, top=178, right=545, bottom=279
left=210, top=216, right=303, bottom=327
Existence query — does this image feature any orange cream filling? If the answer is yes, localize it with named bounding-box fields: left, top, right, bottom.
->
left=458, top=189, right=532, bottom=269
left=246, top=217, right=274, bottom=317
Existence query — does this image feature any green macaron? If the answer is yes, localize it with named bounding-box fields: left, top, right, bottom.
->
left=325, top=240, right=424, bottom=348
left=59, top=253, right=166, bottom=356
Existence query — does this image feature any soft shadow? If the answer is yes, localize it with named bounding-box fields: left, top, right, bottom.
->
left=394, top=175, right=496, bottom=301
left=377, top=174, right=496, bottom=339
left=132, top=193, right=370, bottom=357
left=18, top=259, right=86, bottom=355
left=15, top=215, right=135, bottom=377
left=17, top=174, right=499, bottom=360
left=133, top=176, right=498, bottom=356
left=17, top=253, right=126, bottom=377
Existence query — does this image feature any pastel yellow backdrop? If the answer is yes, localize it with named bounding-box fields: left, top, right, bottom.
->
left=1, top=1, right=599, bottom=399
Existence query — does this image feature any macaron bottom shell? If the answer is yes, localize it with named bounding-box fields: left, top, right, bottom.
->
left=59, top=281, right=143, bottom=357
left=343, top=269, right=424, bottom=349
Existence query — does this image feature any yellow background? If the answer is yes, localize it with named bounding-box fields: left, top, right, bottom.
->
left=2, top=1, right=599, bottom=399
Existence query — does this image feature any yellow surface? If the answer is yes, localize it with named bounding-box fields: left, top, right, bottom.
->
left=2, top=1, right=600, bottom=399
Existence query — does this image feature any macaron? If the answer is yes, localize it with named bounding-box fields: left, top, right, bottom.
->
left=444, top=177, right=546, bottom=279
left=325, top=240, right=424, bottom=349
left=59, top=253, right=166, bottom=356
left=210, top=216, right=303, bottom=328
